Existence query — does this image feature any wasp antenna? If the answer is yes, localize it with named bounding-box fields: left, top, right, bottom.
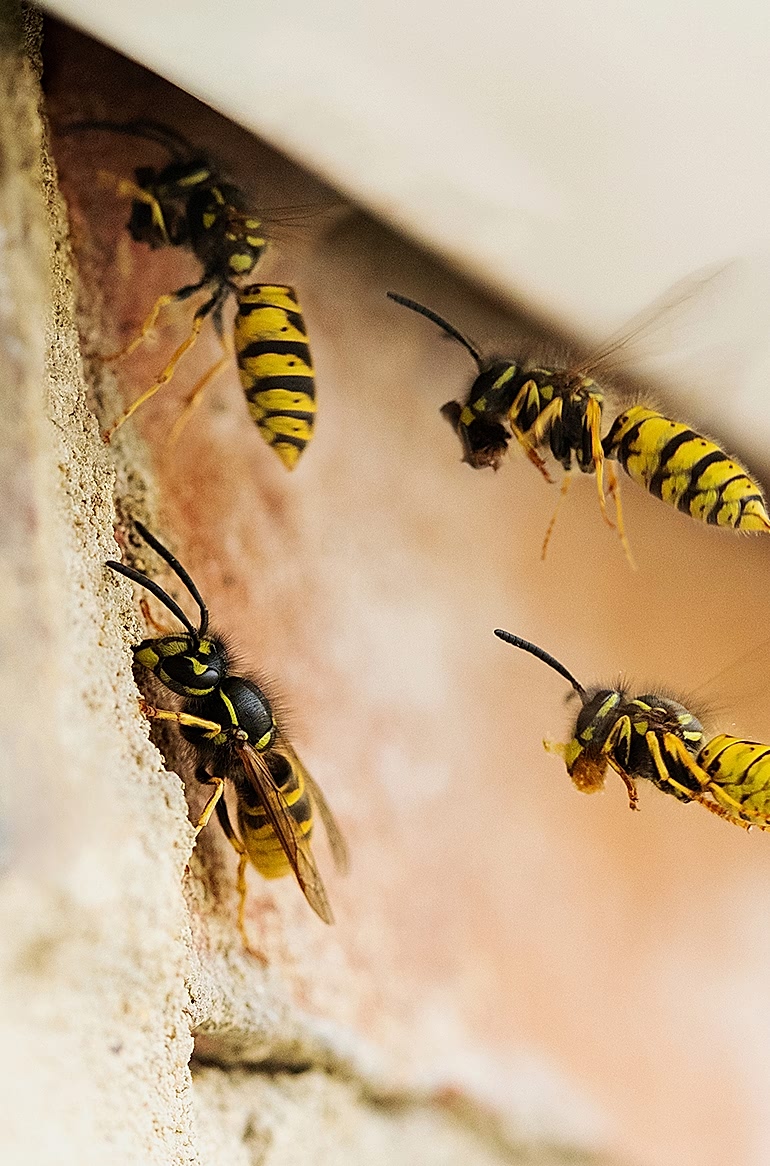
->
left=386, top=292, right=484, bottom=371
left=125, top=119, right=195, bottom=155
left=59, top=119, right=192, bottom=161
left=133, top=522, right=210, bottom=637
left=494, top=629, right=587, bottom=700
left=106, top=561, right=199, bottom=637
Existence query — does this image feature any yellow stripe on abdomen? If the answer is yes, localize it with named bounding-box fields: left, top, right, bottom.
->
left=234, top=284, right=316, bottom=471
left=238, top=801, right=313, bottom=879
left=698, top=734, right=770, bottom=822
left=236, top=758, right=314, bottom=880
left=603, top=406, right=770, bottom=531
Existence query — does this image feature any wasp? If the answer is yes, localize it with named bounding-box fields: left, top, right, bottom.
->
left=107, top=521, right=347, bottom=950
left=387, top=290, right=770, bottom=563
left=494, top=628, right=770, bottom=831
left=63, top=120, right=316, bottom=467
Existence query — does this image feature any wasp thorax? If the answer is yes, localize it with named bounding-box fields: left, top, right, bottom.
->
left=135, top=635, right=227, bottom=697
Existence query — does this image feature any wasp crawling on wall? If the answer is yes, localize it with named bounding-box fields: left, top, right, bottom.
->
left=64, top=119, right=316, bottom=468
left=387, top=288, right=770, bottom=564
left=494, top=628, right=770, bottom=830
left=107, top=522, right=347, bottom=951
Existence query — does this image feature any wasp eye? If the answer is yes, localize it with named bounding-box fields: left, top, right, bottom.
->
left=162, top=654, right=223, bottom=692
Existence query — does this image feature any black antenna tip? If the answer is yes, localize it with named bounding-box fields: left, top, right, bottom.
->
left=494, top=628, right=587, bottom=699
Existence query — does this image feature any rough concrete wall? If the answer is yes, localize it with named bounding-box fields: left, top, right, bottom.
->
left=0, top=8, right=200, bottom=1166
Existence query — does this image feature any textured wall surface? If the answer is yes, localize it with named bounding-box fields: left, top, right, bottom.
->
left=6, top=10, right=770, bottom=1166
left=0, top=9, right=200, bottom=1166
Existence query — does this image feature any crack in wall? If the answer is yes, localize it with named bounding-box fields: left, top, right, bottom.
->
left=190, top=1056, right=617, bottom=1166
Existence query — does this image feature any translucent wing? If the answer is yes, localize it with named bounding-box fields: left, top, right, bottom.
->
left=233, top=203, right=337, bottom=226
left=234, top=739, right=335, bottom=925
left=686, top=633, right=770, bottom=744
left=567, top=260, right=770, bottom=384
left=277, top=740, right=349, bottom=875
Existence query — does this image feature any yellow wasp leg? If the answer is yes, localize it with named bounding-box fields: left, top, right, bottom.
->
left=99, top=292, right=179, bottom=364
left=166, top=334, right=234, bottom=450
left=194, top=776, right=225, bottom=837
left=104, top=311, right=207, bottom=442
left=606, top=462, right=636, bottom=570
left=697, top=780, right=770, bottom=831
left=507, top=382, right=555, bottom=483
left=601, top=716, right=640, bottom=810
left=605, top=757, right=640, bottom=811
left=92, top=170, right=176, bottom=365
left=698, top=796, right=755, bottom=830
left=644, top=732, right=752, bottom=830
left=645, top=732, right=701, bottom=794
left=214, top=798, right=267, bottom=963
left=138, top=699, right=222, bottom=736
left=585, top=395, right=614, bottom=532
left=541, top=472, right=572, bottom=561
left=96, top=169, right=170, bottom=242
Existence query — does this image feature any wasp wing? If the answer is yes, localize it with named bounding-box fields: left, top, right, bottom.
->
left=566, top=260, right=770, bottom=392
left=234, top=739, right=335, bottom=925
left=683, top=632, right=770, bottom=745
left=275, top=740, right=349, bottom=875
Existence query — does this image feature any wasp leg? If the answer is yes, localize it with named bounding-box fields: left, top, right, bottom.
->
left=606, top=462, right=636, bottom=570
left=642, top=732, right=751, bottom=829
left=104, top=285, right=228, bottom=441
left=193, top=774, right=225, bottom=836
left=605, top=759, right=640, bottom=811
left=96, top=169, right=170, bottom=242
left=166, top=334, right=234, bottom=450
left=98, top=276, right=210, bottom=364
left=99, top=292, right=179, bottom=364
left=584, top=395, right=615, bottom=534
left=97, top=269, right=211, bottom=365
left=645, top=732, right=700, bottom=794
left=601, top=716, right=639, bottom=810
left=541, top=472, right=572, bottom=561
left=214, top=797, right=267, bottom=963
left=104, top=308, right=210, bottom=442
left=507, top=382, right=554, bottom=483
left=694, top=779, right=769, bottom=831
left=138, top=699, right=221, bottom=736
left=696, top=795, right=754, bottom=830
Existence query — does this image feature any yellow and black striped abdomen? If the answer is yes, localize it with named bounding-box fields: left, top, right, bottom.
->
left=234, top=284, right=316, bottom=471
left=603, top=406, right=770, bottom=531
left=698, top=735, right=770, bottom=824
left=237, top=753, right=313, bottom=879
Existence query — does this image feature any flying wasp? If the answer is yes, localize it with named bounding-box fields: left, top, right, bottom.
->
left=387, top=289, right=770, bottom=563
left=107, top=521, right=347, bottom=950
left=494, top=628, right=770, bottom=831
left=63, top=119, right=316, bottom=467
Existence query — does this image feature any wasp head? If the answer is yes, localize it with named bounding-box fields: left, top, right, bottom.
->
left=135, top=634, right=228, bottom=697
left=107, top=522, right=226, bottom=696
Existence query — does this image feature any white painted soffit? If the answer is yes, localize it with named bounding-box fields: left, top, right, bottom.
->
left=40, top=0, right=770, bottom=440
